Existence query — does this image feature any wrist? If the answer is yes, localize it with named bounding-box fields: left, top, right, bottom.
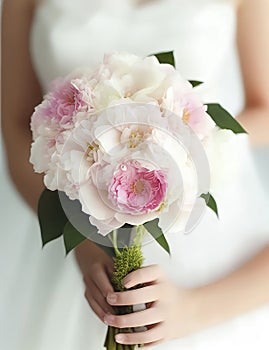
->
left=189, top=283, right=233, bottom=333
left=74, top=240, right=113, bottom=278
left=183, top=288, right=209, bottom=335
left=177, top=287, right=219, bottom=337
left=171, top=287, right=209, bottom=338
left=74, top=240, right=99, bottom=275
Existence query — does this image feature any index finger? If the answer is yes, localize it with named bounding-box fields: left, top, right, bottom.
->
left=123, top=265, right=164, bottom=289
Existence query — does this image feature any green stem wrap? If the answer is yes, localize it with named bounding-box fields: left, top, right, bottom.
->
left=104, top=227, right=145, bottom=350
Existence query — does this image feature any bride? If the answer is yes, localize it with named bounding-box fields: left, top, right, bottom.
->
left=1, top=0, right=269, bottom=349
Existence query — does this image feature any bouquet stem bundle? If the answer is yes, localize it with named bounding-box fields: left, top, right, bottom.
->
left=104, top=228, right=145, bottom=350
left=31, top=51, right=244, bottom=350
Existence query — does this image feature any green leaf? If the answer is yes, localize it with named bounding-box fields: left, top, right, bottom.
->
left=63, top=221, right=87, bottom=255
left=206, top=103, right=247, bottom=134
left=38, top=189, right=116, bottom=257
left=62, top=215, right=116, bottom=257
left=151, top=51, right=175, bottom=68
left=144, top=219, right=171, bottom=255
left=38, top=189, right=68, bottom=246
left=200, top=193, right=219, bottom=218
left=189, top=80, right=203, bottom=88
left=121, top=223, right=133, bottom=229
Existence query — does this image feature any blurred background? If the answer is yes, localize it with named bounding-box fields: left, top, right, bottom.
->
left=1, top=0, right=269, bottom=349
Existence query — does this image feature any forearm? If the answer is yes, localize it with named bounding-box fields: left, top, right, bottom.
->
left=237, top=107, right=269, bottom=146
left=1, top=0, right=44, bottom=211
left=193, top=245, right=269, bottom=330
left=4, top=125, right=44, bottom=212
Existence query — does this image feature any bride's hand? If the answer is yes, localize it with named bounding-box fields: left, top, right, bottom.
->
left=75, top=240, right=115, bottom=321
left=104, top=264, right=199, bottom=347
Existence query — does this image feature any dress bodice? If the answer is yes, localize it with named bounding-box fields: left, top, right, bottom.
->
left=31, top=0, right=241, bottom=112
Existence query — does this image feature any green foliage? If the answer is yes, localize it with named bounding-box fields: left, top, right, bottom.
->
left=38, top=189, right=67, bottom=246
left=189, top=80, right=203, bottom=88
left=37, top=189, right=115, bottom=256
left=207, top=103, right=247, bottom=134
left=201, top=192, right=219, bottom=218
left=151, top=51, right=175, bottom=67
left=63, top=221, right=87, bottom=255
left=112, top=246, right=144, bottom=291
left=144, top=219, right=171, bottom=255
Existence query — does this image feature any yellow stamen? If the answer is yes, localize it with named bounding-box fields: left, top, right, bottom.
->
left=132, top=180, right=144, bottom=194
left=182, top=108, right=190, bottom=123
left=125, top=91, right=132, bottom=98
left=128, top=130, right=144, bottom=149
left=87, top=143, right=95, bottom=151
left=156, top=201, right=166, bottom=213
left=86, top=142, right=99, bottom=158
left=68, top=94, right=75, bottom=104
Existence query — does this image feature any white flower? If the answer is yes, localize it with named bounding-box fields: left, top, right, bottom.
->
left=204, top=127, right=238, bottom=193
left=92, top=53, right=183, bottom=109
left=29, top=52, right=224, bottom=236
left=57, top=104, right=204, bottom=235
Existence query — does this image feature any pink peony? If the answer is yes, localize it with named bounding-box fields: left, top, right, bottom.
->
left=180, top=92, right=215, bottom=137
left=31, top=74, right=94, bottom=140
left=38, top=78, right=89, bottom=127
left=30, top=73, right=94, bottom=175
left=161, top=80, right=215, bottom=138
left=62, top=103, right=204, bottom=235
left=108, top=160, right=167, bottom=214
left=30, top=53, right=217, bottom=235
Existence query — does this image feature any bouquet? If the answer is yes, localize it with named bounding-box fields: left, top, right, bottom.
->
left=30, top=51, right=246, bottom=349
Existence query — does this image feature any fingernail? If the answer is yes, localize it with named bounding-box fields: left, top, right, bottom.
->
left=115, top=334, right=124, bottom=343
left=107, top=293, right=117, bottom=304
left=105, top=308, right=115, bottom=315
left=122, top=278, right=130, bottom=288
left=104, top=314, right=113, bottom=325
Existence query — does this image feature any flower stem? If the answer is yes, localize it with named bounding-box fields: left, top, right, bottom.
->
left=104, top=227, right=144, bottom=349
left=112, top=229, right=121, bottom=256
left=133, top=225, right=147, bottom=246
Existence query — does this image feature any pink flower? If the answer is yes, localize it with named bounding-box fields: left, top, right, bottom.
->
left=30, top=73, right=94, bottom=175
left=108, top=160, right=167, bottom=214
left=31, top=75, right=93, bottom=137
left=162, top=81, right=215, bottom=138
left=180, top=91, right=215, bottom=137
left=30, top=53, right=218, bottom=236
left=44, top=78, right=90, bottom=126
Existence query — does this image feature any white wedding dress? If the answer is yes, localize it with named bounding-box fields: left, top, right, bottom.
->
left=1, top=0, right=269, bottom=349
